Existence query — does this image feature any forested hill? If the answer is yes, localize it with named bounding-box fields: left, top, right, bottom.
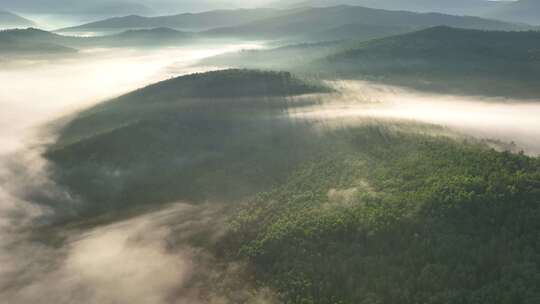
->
left=45, top=69, right=330, bottom=216
left=206, top=5, right=530, bottom=39
left=327, top=26, right=540, bottom=65
left=0, top=28, right=76, bottom=55
left=316, top=26, right=540, bottom=97
left=54, top=69, right=329, bottom=145
left=0, top=27, right=59, bottom=41
left=44, top=68, right=540, bottom=304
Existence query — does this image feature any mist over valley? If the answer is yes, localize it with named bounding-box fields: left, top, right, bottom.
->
left=1, top=1, right=540, bottom=303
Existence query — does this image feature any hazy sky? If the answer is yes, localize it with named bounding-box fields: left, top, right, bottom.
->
left=0, top=0, right=274, bottom=15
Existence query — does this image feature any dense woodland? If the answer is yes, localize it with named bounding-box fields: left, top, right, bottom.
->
left=224, top=128, right=540, bottom=303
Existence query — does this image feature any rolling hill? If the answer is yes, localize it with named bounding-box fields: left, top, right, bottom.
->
left=0, top=27, right=197, bottom=54
left=205, top=5, right=530, bottom=40
left=0, top=10, right=34, bottom=28
left=314, top=26, right=540, bottom=98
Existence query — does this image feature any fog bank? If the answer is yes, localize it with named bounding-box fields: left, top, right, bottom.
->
left=291, top=80, right=540, bottom=156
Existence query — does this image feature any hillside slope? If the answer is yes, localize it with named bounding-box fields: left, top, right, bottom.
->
left=316, top=26, right=540, bottom=98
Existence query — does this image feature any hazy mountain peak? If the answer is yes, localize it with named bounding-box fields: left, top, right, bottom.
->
left=0, top=9, right=35, bottom=28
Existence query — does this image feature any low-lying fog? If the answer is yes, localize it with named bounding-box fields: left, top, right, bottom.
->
left=0, top=42, right=264, bottom=304
left=292, top=80, right=540, bottom=156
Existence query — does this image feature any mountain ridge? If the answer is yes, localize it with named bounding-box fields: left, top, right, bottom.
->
left=204, top=5, right=531, bottom=40
left=58, top=8, right=296, bottom=33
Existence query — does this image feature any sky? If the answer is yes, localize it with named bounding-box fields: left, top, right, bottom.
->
left=0, top=0, right=276, bottom=28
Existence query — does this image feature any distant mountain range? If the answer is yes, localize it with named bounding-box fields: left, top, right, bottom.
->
left=2, top=4, right=528, bottom=58
left=3, top=5, right=538, bottom=62
left=0, top=10, right=35, bottom=28
left=3, top=0, right=539, bottom=26
left=59, top=8, right=294, bottom=33
left=60, top=5, right=531, bottom=41
left=272, top=0, right=497, bottom=15
left=273, top=0, right=540, bottom=25
left=205, top=5, right=530, bottom=39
